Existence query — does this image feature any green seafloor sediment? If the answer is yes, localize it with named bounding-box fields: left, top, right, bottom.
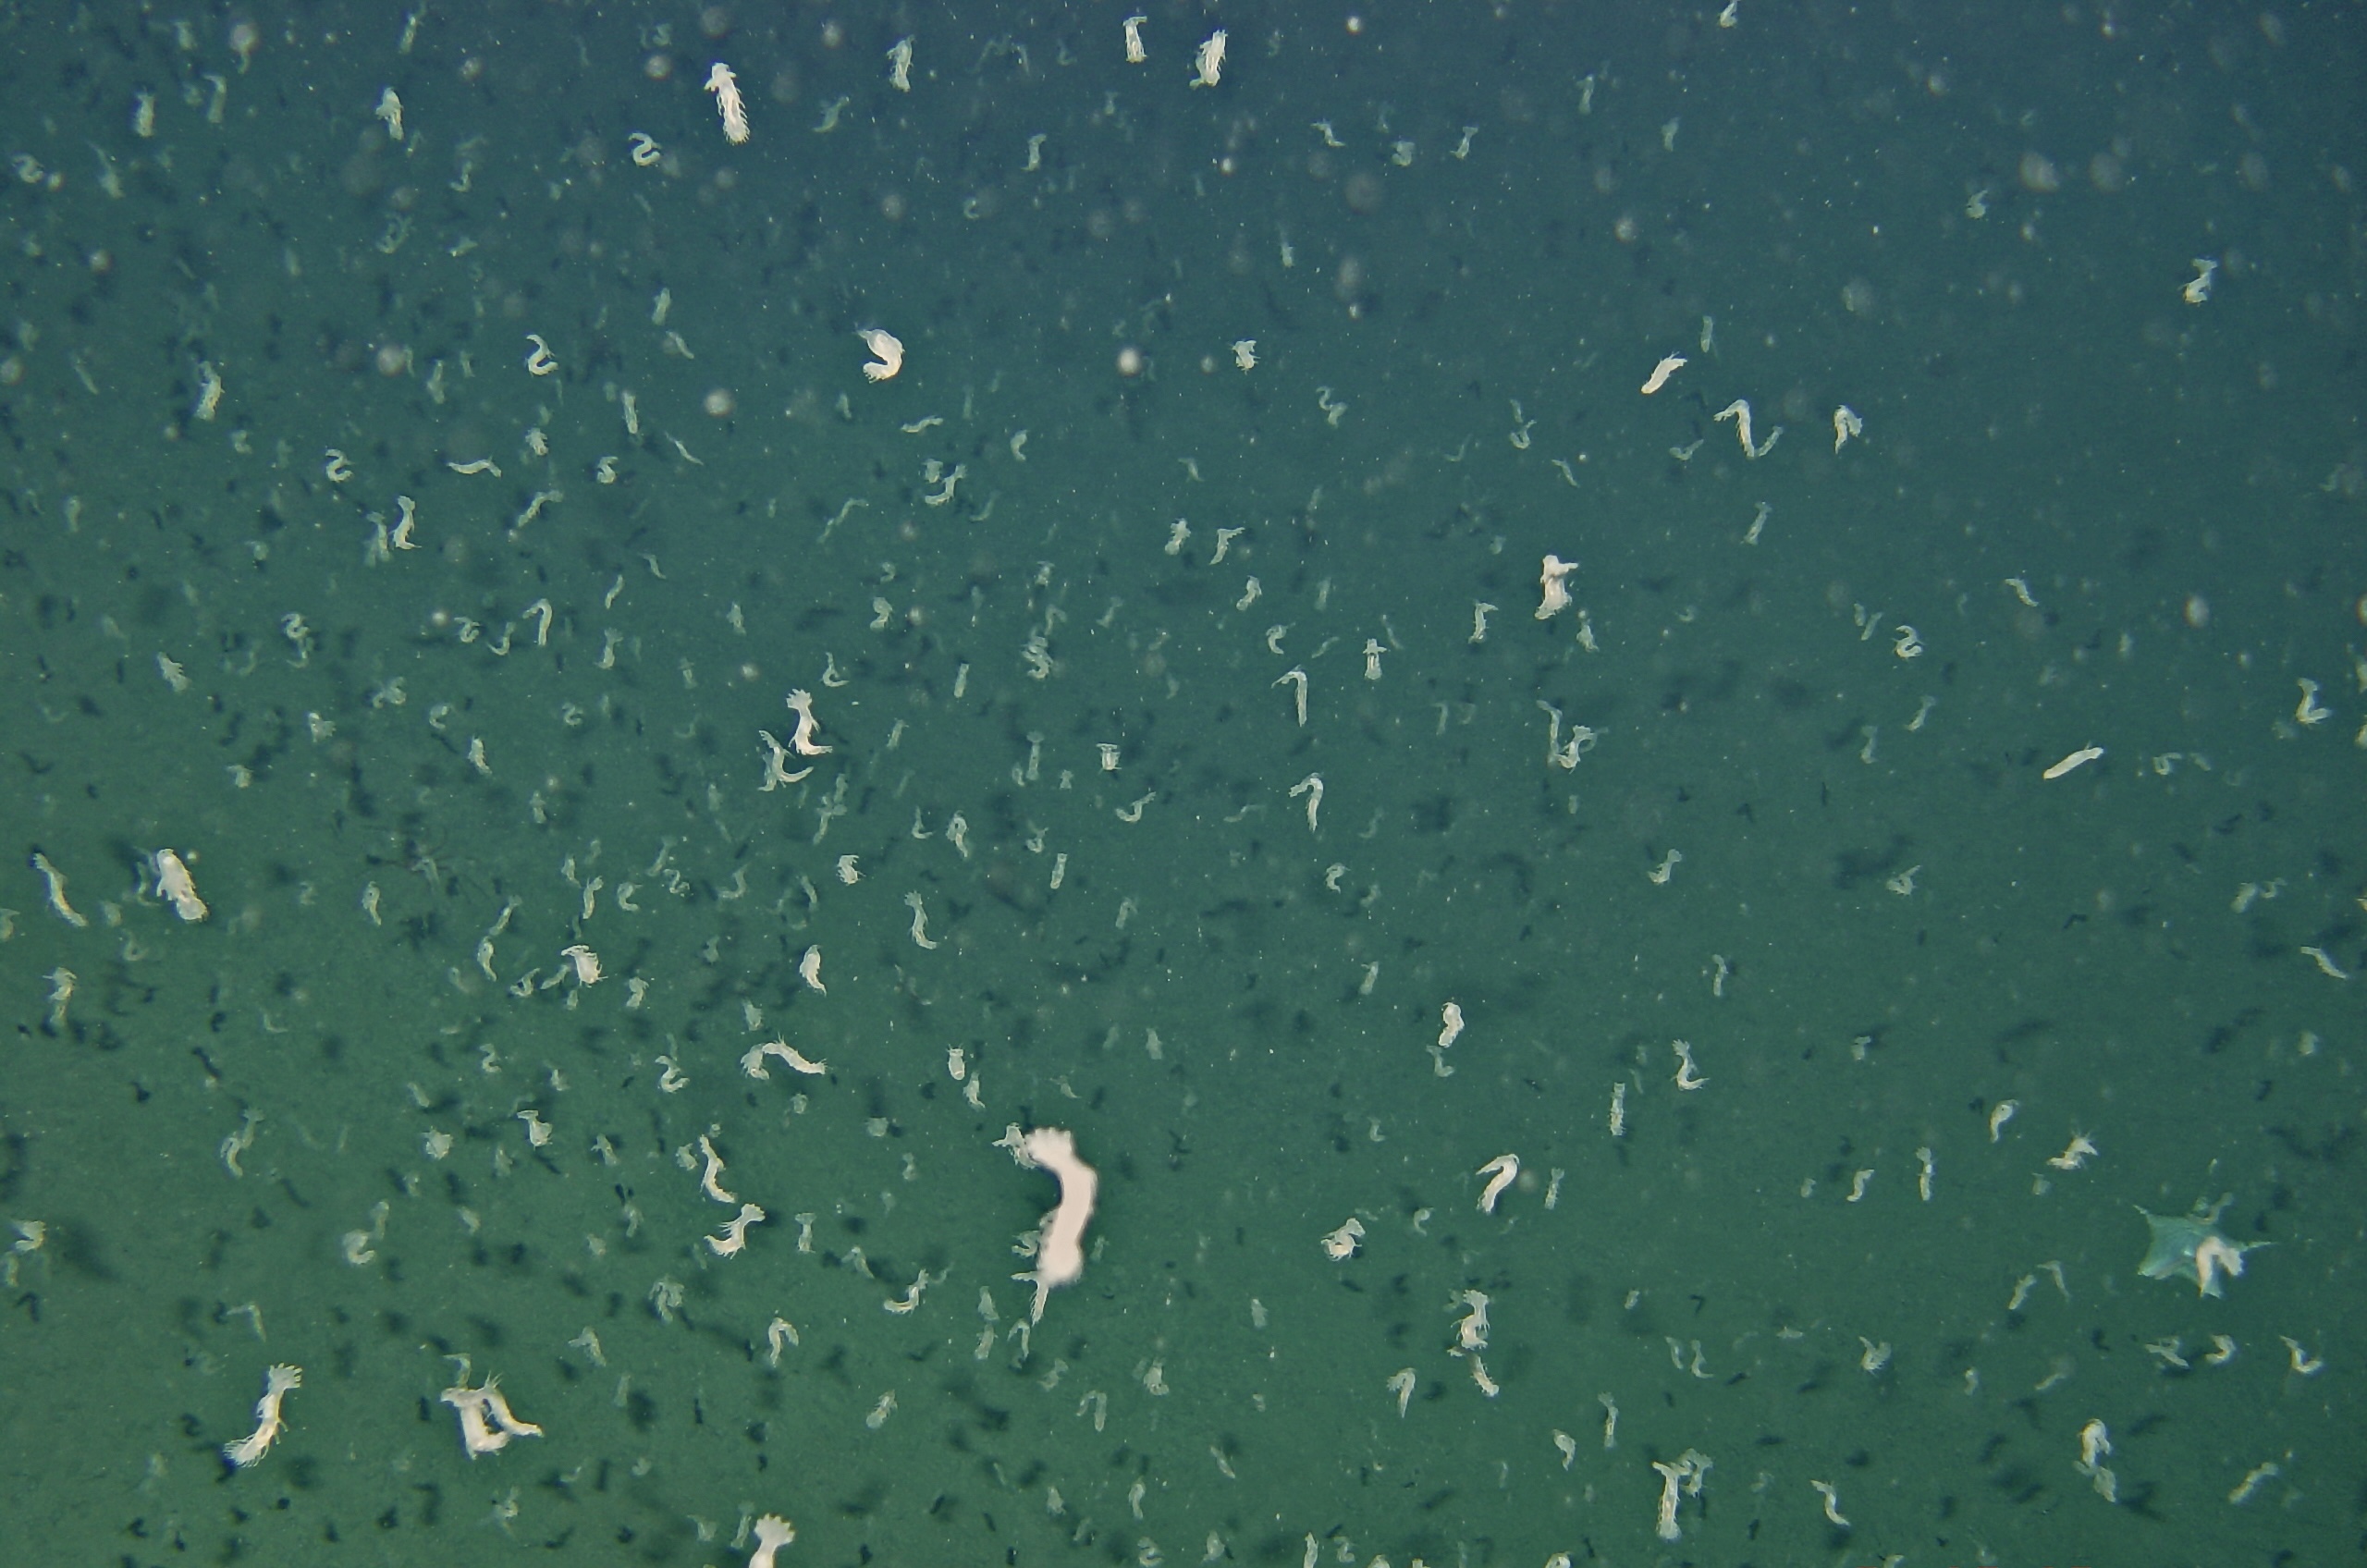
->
left=1, top=3, right=2361, bottom=1564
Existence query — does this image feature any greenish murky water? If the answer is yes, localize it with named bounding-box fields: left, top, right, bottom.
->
left=2, top=3, right=2361, bottom=1564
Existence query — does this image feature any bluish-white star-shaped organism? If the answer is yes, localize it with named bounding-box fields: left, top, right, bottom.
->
left=2136, top=1197, right=2265, bottom=1298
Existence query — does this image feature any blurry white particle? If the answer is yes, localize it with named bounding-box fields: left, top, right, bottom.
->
left=192, top=361, right=224, bottom=421
left=2183, top=257, right=2216, bottom=305
left=1231, top=339, right=1257, bottom=371
left=886, top=38, right=914, bottom=92
left=374, top=88, right=403, bottom=142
